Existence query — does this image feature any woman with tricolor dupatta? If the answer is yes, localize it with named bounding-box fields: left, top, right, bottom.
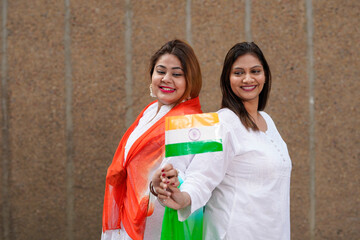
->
left=101, top=39, right=203, bottom=240
left=155, top=42, right=292, bottom=240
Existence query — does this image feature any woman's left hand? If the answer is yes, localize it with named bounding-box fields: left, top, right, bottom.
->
left=157, top=184, right=191, bottom=210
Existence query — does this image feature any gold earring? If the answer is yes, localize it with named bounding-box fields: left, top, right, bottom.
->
left=149, top=84, right=156, bottom=97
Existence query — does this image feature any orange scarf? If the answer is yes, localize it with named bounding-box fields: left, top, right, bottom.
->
left=102, top=97, right=202, bottom=239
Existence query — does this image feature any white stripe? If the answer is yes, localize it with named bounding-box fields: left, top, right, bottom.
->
left=165, top=125, right=220, bottom=145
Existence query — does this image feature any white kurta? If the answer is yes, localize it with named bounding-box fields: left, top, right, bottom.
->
left=101, top=102, right=172, bottom=240
left=178, top=108, right=292, bottom=240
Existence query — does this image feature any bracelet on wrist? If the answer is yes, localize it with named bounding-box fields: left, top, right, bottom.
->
left=149, top=181, right=158, bottom=197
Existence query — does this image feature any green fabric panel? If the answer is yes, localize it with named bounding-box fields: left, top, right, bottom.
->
left=160, top=179, right=203, bottom=239
left=160, top=207, right=203, bottom=240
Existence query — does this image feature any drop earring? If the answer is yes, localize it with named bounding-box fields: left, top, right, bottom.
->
left=149, top=84, right=156, bottom=98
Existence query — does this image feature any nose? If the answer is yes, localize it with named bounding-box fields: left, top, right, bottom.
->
left=162, top=73, right=171, bottom=83
left=243, top=74, right=253, bottom=83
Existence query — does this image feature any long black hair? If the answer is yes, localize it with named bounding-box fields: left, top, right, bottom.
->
left=220, top=42, right=271, bottom=131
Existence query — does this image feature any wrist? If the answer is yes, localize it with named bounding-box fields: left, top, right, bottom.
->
left=182, top=192, right=191, bottom=208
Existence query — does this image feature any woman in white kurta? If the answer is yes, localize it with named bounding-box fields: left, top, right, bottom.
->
left=155, top=42, right=292, bottom=239
left=101, top=39, right=202, bottom=240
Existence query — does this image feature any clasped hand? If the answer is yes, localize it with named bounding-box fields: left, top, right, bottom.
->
left=151, top=163, right=191, bottom=210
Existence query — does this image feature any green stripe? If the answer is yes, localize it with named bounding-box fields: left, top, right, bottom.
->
left=165, top=140, right=223, bottom=157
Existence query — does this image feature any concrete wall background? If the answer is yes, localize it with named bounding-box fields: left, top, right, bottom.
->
left=0, top=0, right=358, bottom=239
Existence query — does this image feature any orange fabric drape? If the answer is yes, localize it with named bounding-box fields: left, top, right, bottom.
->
left=102, top=97, right=202, bottom=240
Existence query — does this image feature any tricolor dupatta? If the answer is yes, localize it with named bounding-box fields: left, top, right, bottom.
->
left=161, top=113, right=223, bottom=239
left=102, top=97, right=202, bottom=240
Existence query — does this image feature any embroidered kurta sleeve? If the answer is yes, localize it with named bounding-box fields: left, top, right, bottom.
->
left=178, top=110, right=238, bottom=221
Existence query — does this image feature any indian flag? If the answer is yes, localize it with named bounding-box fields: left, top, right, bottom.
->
left=165, top=113, right=223, bottom=158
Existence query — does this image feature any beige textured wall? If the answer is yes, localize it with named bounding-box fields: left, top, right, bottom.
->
left=1, top=1, right=359, bottom=240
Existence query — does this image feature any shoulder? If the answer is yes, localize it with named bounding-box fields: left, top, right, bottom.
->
left=143, top=101, right=158, bottom=114
left=135, top=101, right=158, bottom=123
left=259, top=111, right=273, bottom=122
left=217, top=108, right=246, bottom=132
left=259, top=111, right=275, bottom=124
left=259, top=111, right=279, bottom=132
left=217, top=108, right=240, bottom=124
left=216, top=109, right=247, bottom=154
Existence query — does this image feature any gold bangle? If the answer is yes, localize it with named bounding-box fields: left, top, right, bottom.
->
left=149, top=181, right=158, bottom=197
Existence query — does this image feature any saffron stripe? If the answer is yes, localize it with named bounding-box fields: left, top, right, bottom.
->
left=165, top=113, right=219, bottom=131
left=165, top=140, right=223, bottom=157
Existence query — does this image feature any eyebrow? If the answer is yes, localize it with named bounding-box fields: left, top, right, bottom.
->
left=233, top=65, right=262, bottom=70
left=156, top=65, right=183, bottom=70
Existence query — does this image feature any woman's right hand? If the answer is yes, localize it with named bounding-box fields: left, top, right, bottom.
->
left=152, top=164, right=191, bottom=210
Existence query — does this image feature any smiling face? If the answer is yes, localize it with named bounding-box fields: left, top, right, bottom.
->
left=230, top=53, right=265, bottom=106
left=151, top=53, right=186, bottom=108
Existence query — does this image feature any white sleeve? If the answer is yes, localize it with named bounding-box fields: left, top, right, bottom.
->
left=178, top=122, right=235, bottom=221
